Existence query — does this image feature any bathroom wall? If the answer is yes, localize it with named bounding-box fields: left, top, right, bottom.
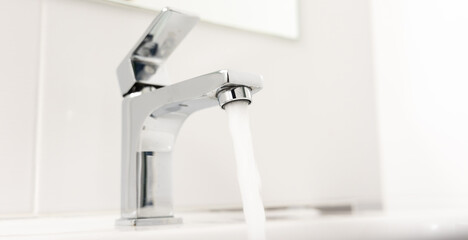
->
left=0, top=0, right=40, bottom=215
left=371, top=0, right=468, bottom=211
left=0, top=0, right=380, bottom=215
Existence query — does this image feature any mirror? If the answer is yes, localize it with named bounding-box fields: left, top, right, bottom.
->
left=101, top=0, right=299, bottom=39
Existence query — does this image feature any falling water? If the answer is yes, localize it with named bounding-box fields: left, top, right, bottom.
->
left=225, top=101, right=266, bottom=240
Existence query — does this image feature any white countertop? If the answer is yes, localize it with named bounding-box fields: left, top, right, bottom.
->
left=1, top=209, right=468, bottom=240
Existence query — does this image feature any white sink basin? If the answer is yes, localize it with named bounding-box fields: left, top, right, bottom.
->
left=1, top=209, right=468, bottom=239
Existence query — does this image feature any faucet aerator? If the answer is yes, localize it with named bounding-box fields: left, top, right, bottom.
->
left=217, top=86, right=252, bottom=109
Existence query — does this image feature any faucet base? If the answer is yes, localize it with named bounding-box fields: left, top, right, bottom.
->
left=115, top=217, right=182, bottom=226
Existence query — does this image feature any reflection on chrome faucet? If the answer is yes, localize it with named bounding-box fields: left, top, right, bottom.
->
left=116, top=8, right=263, bottom=226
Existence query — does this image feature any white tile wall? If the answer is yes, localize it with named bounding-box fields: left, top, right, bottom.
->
left=1, top=0, right=381, bottom=215
left=0, top=0, right=41, bottom=215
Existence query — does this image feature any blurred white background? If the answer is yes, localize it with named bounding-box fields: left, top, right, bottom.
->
left=0, top=0, right=467, bottom=217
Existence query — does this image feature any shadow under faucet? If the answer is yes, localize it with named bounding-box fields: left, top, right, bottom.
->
left=116, top=8, right=263, bottom=226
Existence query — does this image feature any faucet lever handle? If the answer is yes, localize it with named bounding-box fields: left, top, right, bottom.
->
left=117, top=8, right=199, bottom=96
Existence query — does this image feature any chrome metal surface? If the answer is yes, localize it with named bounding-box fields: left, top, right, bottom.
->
left=217, top=86, right=252, bottom=109
left=117, top=8, right=199, bottom=96
left=116, top=217, right=183, bottom=226
left=117, top=9, right=263, bottom=226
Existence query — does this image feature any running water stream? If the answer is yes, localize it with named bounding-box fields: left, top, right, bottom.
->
left=225, top=101, right=266, bottom=240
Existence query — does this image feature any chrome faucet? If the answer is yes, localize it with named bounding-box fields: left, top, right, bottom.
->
left=116, top=8, right=263, bottom=226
